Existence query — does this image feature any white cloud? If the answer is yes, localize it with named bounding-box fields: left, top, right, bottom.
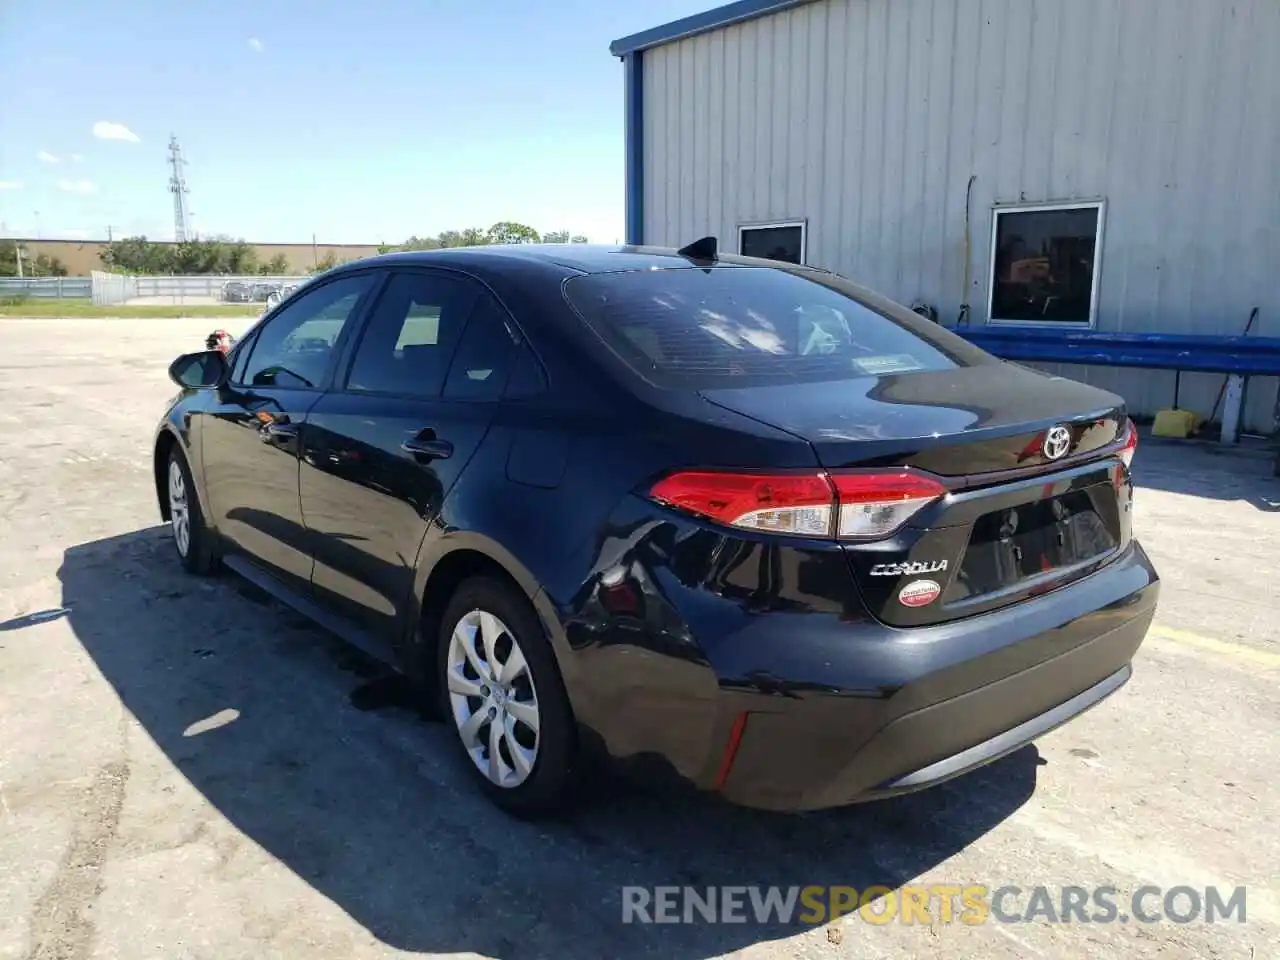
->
left=0, top=180, right=22, bottom=190
left=92, top=121, right=140, bottom=143
left=57, top=179, right=98, bottom=195
left=71, top=153, right=84, bottom=162
left=247, top=37, right=264, bottom=52
left=37, top=150, right=60, bottom=164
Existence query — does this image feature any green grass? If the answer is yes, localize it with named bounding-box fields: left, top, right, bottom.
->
left=0, top=298, right=261, bottom=319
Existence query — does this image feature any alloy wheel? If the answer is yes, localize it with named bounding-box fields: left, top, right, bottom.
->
left=168, top=459, right=191, bottom=558
left=445, top=609, right=540, bottom=788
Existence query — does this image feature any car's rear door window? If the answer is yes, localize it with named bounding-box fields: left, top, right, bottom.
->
left=442, top=294, right=519, bottom=401
left=563, top=267, right=989, bottom=389
left=343, top=271, right=484, bottom=398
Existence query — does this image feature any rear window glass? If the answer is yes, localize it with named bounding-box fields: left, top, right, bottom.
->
left=563, top=267, right=980, bottom=389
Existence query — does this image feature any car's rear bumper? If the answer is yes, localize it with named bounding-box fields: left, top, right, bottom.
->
left=713, top=542, right=1157, bottom=810
left=719, top=633, right=1143, bottom=811
left=552, top=528, right=1158, bottom=813
left=868, top=663, right=1129, bottom=796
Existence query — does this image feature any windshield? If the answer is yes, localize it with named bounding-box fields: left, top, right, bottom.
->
left=563, top=266, right=990, bottom=389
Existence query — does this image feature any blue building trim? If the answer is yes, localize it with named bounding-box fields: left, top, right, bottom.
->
left=613, top=1, right=820, bottom=244
left=623, top=52, right=645, bottom=245
left=610, top=0, right=819, bottom=56
left=955, top=328, right=1280, bottom=377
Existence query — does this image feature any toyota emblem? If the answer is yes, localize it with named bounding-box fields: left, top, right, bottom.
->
left=1042, top=425, right=1072, bottom=460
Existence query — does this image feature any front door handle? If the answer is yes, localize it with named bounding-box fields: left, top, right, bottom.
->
left=402, top=432, right=453, bottom=460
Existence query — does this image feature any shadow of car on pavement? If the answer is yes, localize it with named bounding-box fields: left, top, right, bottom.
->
left=57, top=527, right=1041, bottom=958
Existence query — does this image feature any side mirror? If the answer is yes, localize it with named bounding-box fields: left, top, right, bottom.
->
left=168, top=350, right=229, bottom=389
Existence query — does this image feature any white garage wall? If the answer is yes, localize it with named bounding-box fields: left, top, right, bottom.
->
left=640, top=0, right=1280, bottom=431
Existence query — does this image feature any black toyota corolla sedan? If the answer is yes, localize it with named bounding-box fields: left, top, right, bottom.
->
left=155, top=242, right=1158, bottom=815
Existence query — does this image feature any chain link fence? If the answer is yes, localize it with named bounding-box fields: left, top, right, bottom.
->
left=90, top=272, right=139, bottom=305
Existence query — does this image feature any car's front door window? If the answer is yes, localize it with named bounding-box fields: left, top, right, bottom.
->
left=241, top=274, right=376, bottom=389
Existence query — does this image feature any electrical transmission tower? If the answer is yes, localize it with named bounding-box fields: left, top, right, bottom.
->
left=168, top=135, right=192, bottom=242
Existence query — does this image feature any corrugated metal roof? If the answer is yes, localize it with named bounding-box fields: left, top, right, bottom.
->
left=610, top=0, right=822, bottom=57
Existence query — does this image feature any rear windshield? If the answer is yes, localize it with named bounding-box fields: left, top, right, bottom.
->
left=563, top=266, right=985, bottom=389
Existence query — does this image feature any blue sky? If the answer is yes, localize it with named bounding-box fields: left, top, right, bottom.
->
left=0, top=0, right=708, bottom=244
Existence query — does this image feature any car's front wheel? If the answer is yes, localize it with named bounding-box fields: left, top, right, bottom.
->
left=438, top=576, right=578, bottom=817
left=167, top=449, right=216, bottom=575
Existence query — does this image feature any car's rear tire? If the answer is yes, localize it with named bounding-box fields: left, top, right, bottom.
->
left=167, top=449, right=217, bottom=575
left=437, top=576, right=579, bottom=817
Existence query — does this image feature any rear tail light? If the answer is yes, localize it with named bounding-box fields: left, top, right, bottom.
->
left=649, top=469, right=946, bottom=541
left=830, top=472, right=949, bottom=538
left=647, top=471, right=835, bottom=536
left=1118, top=419, right=1138, bottom=470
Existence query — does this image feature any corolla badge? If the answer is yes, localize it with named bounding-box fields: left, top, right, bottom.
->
left=1042, top=425, right=1072, bottom=460
left=898, top=580, right=941, bottom=608
left=870, top=560, right=948, bottom=577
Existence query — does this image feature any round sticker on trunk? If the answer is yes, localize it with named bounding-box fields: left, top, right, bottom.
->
left=898, top=579, right=941, bottom=607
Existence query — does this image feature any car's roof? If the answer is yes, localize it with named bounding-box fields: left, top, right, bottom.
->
left=343, top=243, right=790, bottom=276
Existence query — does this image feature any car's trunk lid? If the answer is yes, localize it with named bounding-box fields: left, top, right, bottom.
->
left=699, top=364, right=1126, bottom=476
left=700, top=364, right=1133, bottom=626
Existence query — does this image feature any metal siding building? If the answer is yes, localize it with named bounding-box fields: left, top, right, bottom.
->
left=613, top=0, right=1280, bottom=431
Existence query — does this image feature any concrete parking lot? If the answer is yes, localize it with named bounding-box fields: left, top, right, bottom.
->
left=1, top=317, right=1277, bottom=959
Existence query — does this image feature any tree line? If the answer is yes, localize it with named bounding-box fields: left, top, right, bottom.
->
left=3, top=225, right=593, bottom=281
left=378, top=222, right=589, bottom=253
left=91, top=222, right=589, bottom=277
left=98, top=236, right=292, bottom=276
left=2, top=222, right=592, bottom=279
left=0, top=241, right=69, bottom=278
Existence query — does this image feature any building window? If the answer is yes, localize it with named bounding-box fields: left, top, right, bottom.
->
left=988, top=202, right=1104, bottom=326
left=738, top=221, right=806, bottom=265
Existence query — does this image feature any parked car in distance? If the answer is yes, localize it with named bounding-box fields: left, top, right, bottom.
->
left=263, top=282, right=300, bottom=312
left=154, top=241, right=1158, bottom=816
left=221, top=280, right=252, bottom=303
left=249, top=281, right=281, bottom=303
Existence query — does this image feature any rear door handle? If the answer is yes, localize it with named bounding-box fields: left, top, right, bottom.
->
left=402, top=433, right=453, bottom=460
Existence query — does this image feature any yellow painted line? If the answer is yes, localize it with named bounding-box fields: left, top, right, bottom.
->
left=1146, top=625, right=1280, bottom=669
